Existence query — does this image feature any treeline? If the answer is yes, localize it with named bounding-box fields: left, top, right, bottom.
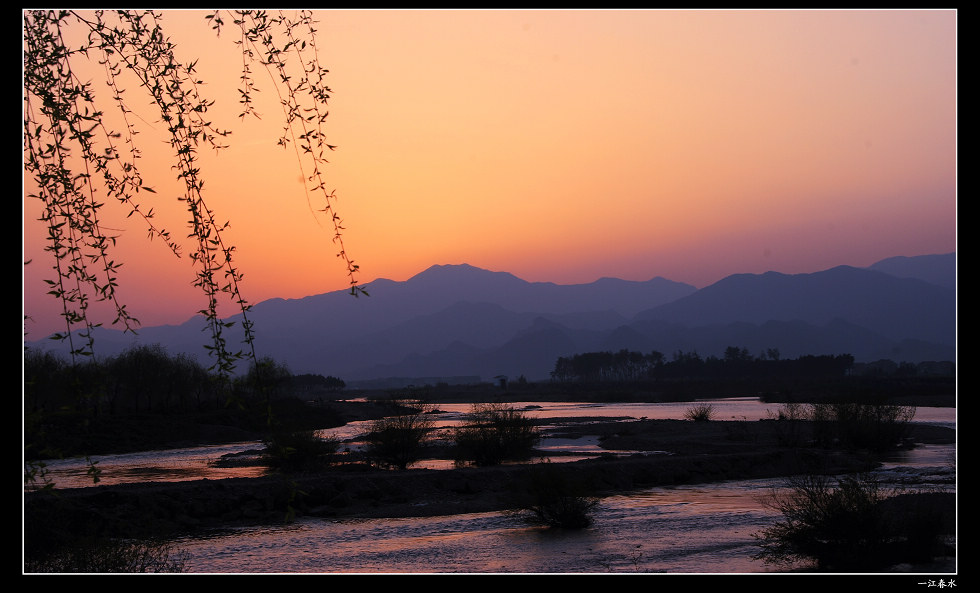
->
left=551, top=347, right=857, bottom=383
left=23, top=344, right=345, bottom=416
left=850, top=359, right=956, bottom=377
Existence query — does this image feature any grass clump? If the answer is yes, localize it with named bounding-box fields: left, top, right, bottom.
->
left=684, top=403, right=715, bottom=421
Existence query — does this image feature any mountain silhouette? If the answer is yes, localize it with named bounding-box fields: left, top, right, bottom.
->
left=632, top=264, right=954, bottom=346
left=868, top=253, right=956, bottom=290
left=25, top=254, right=955, bottom=384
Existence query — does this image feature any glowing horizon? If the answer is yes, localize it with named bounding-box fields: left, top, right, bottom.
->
left=23, top=9, right=956, bottom=340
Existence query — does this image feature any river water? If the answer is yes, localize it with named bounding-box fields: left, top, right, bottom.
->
left=169, top=480, right=792, bottom=573
left=165, top=439, right=954, bottom=574
left=26, top=398, right=956, bottom=574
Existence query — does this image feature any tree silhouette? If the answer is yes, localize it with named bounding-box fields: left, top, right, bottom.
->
left=23, top=9, right=364, bottom=375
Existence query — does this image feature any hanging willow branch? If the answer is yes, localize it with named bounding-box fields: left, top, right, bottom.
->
left=223, top=9, right=366, bottom=297
left=23, top=9, right=363, bottom=376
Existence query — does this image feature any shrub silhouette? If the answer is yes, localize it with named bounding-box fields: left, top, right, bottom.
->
left=509, top=462, right=599, bottom=528
left=25, top=537, right=186, bottom=573
left=452, top=403, right=540, bottom=466
left=766, top=402, right=809, bottom=447
left=754, top=472, right=952, bottom=571
left=263, top=429, right=339, bottom=471
left=810, top=402, right=916, bottom=451
left=364, top=400, right=434, bottom=470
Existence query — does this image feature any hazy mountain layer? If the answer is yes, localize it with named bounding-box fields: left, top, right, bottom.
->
left=26, top=254, right=956, bottom=384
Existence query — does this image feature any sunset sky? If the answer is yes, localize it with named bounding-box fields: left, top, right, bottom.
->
left=23, top=9, right=957, bottom=341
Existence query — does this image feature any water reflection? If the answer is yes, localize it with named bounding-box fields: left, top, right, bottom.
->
left=26, top=397, right=956, bottom=573
left=26, top=398, right=955, bottom=490
left=167, top=477, right=818, bottom=573
left=166, top=452, right=955, bottom=574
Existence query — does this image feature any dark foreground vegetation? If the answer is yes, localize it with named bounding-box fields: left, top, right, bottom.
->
left=23, top=344, right=955, bottom=573
left=754, top=472, right=955, bottom=571
left=25, top=345, right=368, bottom=461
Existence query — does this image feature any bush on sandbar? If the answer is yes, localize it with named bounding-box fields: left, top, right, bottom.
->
left=365, top=400, right=435, bottom=470
left=452, top=403, right=540, bottom=466
left=754, top=472, right=951, bottom=571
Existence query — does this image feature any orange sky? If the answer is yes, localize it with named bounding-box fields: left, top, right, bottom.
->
left=23, top=9, right=957, bottom=341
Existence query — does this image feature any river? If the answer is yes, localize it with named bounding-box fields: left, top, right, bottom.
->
left=166, top=433, right=953, bottom=574
left=26, top=398, right=956, bottom=574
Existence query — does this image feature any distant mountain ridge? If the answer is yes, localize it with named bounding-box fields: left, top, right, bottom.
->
left=633, top=265, right=953, bottom=345
left=26, top=253, right=956, bottom=384
left=867, top=253, right=956, bottom=290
